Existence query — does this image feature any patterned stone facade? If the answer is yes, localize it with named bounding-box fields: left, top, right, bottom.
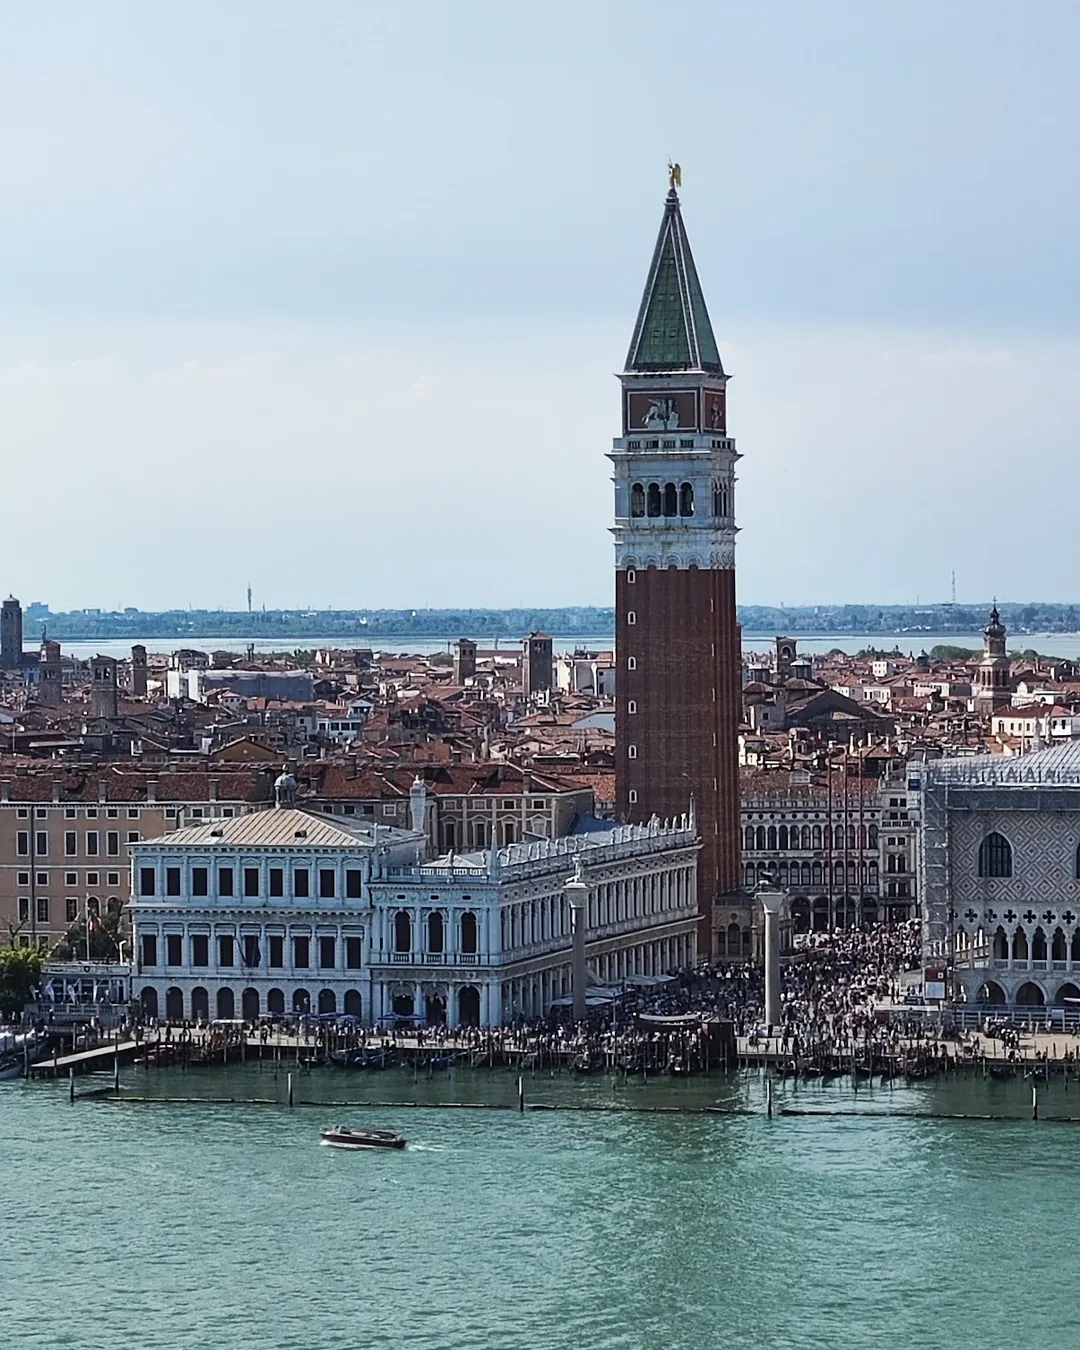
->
left=920, top=742, right=1080, bottom=1006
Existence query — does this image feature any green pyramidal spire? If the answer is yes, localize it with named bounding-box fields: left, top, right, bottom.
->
left=625, top=189, right=724, bottom=375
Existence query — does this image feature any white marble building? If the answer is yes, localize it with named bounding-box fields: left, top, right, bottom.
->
left=127, top=804, right=424, bottom=1024
left=128, top=779, right=700, bottom=1027
left=920, top=742, right=1080, bottom=1008
left=368, top=815, right=699, bottom=1027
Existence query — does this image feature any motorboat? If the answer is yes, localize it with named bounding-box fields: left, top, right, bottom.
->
left=320, top=1125, right=406, bottom=1150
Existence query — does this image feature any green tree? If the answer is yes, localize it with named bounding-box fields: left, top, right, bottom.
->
left=0, top=947, right=42, bottom=1017
left=51, top=910, right=122, bottom=962
left=929, top=645, right=978, bottom=661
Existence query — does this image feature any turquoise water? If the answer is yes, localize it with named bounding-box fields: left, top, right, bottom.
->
left=4, top=1066, right=1078, bottom=1350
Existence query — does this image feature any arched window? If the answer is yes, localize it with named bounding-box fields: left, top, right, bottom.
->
left=461, top=911, right=477, bottom=954
left=1032, top=927, right=1048, bottom=961
left=712, top=482, right=728, bottom=517
left=744, top=825, right=755, bottom=851
left=663, top=482, right=678, bottom=517
left=834, top=825, right=844, bottom=850
left=393, top=911, right=412, bottom=953
left=811, top=861, right=822, bottom=886
left=427, top=912, right=444, bottom=954
left=868, top=824, right=878, bottom=848
left=978, top=832, right=1012, bottom=878
left=679, top=482, right=694, bottom=516
left=801, top=825, right=812, bottom=849
left=630, top=483, right=645, bottom=518
left=756, top=826, right=767, bottom=851
left=847, top=825, right=857, bottom=851
left=778, top=825, right=788, bottom=851
left=647, top=483, right=661, bottom=517
left=767, top=825, right=777, bottom=851
left=812, top=825, right=822, bottom=850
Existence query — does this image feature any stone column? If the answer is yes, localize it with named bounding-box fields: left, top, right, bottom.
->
left=759, top=885, right=785, bottom=1032
left=564, top=863, right=589, bottom=1022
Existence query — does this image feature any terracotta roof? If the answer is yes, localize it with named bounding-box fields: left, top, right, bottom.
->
left=296, top=760, right=587, bottom=800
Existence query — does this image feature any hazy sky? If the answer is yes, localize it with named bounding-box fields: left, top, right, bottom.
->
left=2, top=0, right=1079, bottom=611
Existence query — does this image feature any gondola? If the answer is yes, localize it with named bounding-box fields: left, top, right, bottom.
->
left=0, top=1055, right=24, bottom=1082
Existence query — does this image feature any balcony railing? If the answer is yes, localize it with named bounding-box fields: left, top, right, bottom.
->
left=385, top=951, right=484, bottom=966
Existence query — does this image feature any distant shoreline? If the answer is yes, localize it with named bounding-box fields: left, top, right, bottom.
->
left=48, top=629, right=1075, bottom=645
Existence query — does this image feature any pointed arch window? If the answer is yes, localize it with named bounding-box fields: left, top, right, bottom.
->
left=679, top=483, right=694, bottom=516
left=630, top=483, right=645, bottom=518
left=663, top=483, right=678, bottom=517
left=978, top=832, right=1012, bottom=878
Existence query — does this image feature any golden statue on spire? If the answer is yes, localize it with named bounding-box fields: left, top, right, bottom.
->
left=668, top=161, right=682, bottom=190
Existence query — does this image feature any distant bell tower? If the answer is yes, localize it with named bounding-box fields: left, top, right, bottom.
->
left=976, top=604, right=1011, bottom=712
left=130, top=644, right=149, bottom=698
left=90, top=655, right=119, bottom=720
left=522, top=632, right=554, bottom=699
left=1, top=596, right=23, bottom=670
left=611, top=172, right=742, bottom=956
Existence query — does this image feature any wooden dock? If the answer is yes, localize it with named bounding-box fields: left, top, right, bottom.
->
left=29, top=1040, right=140, bottom=1079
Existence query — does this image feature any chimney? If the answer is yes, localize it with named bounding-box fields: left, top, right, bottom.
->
left=208, top=776, right=219, bottom=802
left=98, top=779, right=108, bottom=803
left=0, top=780, right=8, bottom=802
left=52, top=781, right=61, bottom=803
left=146, top=778, right=157, bottom=804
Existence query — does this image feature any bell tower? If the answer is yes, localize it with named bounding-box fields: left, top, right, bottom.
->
left=976, top=604, right=1011, bottom=712
left=610, top=178, right=742, bottom=956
